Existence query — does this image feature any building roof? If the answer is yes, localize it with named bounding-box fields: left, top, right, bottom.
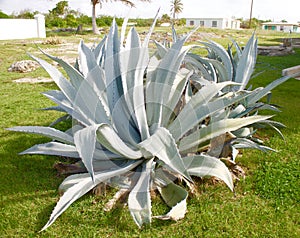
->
left=262, top=22, right=300, bottom=26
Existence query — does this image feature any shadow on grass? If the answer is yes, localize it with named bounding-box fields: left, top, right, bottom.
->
left=0, top=131, right=61, bottom=195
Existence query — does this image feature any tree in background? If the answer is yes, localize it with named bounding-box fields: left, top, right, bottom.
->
left=46, top=1, right=82, bottom=28
left=91, top=0, right=151, bottom=35
left=239, top=17, right=263, bottom=29
left=161, top=13, right=171, bottom=23
left=49, top=0, right=69, bottom=17
left=0, top=10, right=10, bottom=18
left=170, top=0, right=183, bottom=21
left=12, top=9, right=39, bottom=19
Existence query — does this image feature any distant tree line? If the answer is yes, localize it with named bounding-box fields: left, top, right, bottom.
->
left=0, top=1, right=167, bottom=29
left=238, top=17, right=273, bottom=29
left=0, top=3, right=168, bottom=29
left=0, top=0, right=279, bottom=30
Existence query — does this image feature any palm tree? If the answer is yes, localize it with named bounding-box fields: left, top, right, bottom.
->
left=249, top=0, right=254, bottom=28
left=91, top=0, right=151, bottom=34
left=170, top=0, right=183, bottom=21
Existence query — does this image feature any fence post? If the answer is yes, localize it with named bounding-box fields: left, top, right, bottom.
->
left=35, top=14, right=46, bottom=38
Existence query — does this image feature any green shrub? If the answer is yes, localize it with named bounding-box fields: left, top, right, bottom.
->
left=46, top=15, right=67, bottom=28
left=65, top=14, right=78, bottom=28
left=0, top=10, right=10, bottom=18
left=77, top=15, right=92, bottom=26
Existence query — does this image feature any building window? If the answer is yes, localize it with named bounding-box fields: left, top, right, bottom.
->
left=190, top=20, right=194, bottom=26
left=212, top=21, right=217, bottom=27
left=200, top=21, right=204, bottom=27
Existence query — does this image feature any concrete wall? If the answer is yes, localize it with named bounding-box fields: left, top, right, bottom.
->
left=0, top=14, right=46, bottom=40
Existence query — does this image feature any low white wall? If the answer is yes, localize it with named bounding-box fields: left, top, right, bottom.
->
left=0, top=14, right=46, bottom=40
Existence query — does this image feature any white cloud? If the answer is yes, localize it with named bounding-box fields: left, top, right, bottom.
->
left=0, top=0, right=299, bottom=22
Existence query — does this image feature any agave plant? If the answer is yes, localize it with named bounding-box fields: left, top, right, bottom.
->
left=193, top=36, right=290, bottom=160
left=155, top=28, right=290, bottom=162
left=154, top=28, right=258, bottom=91
left=9, top=19, right=284, bottom=231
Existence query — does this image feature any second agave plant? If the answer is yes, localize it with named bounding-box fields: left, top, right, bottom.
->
left=8, top=18, right=288, bottom=231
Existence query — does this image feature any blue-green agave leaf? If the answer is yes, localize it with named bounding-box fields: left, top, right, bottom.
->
left=42, top=90, right=90, bottom=126
left=207, top=58, right=229, bottom=82
left=172, top=24, right=178, bottom=43
left=38, top=47, right=84, bottom=89
left=255, top=120, right=286, bottom=140
left=160, top=69, right=191, bottom=126
left=230, top=38, right=242, bottom=58
left=49, top=114, right=70, bottom=127
left=139, top=127, right=191, bottom=181
left=40, top=160, right=142, bottom=231
left=74, top=124, right=100, bottom=181
left=183, top=154, right=233, bottom=191
left=234, top=33, right=257, bottom=90
left=142, top=8, right=160, bottom=47
left=122, top=27, right=150, bottom=140
left=185, top=80, right=193, bottom=104
left=154, top=40, right=168, bottom=59
left=228, top=38, right=242, bottom=75
left=120, top=17, right=129, bottom=46
left=29, top=54, right=76, bottom=103
left=78, top=40, right=97, bottom=77
left=258, top=104, right=281, bottom=112
left=110, top=96, right=141, bottom=145
left=8, top=126, right=74, bottom=144
left=184, top=55, right=214, bottom=82
left=20, top=142, right=79, bottom=158
left=153, top=169, right=188, bottom=221
left=72, top=75, right=110, bottom=125
left=168, top=82, right=240, bottom=141
left=42, top=106, right=65, bottom=113
left=247, top=75, right=290, bottom=105
left=92, top=159, right=132, bottom=172
left=201, top=40, right=233, bottom=80
left=179, top=115, right=272, bottom=153
left=232, top=138, right=276, bottom=152
left=96, top=124, right=142, bottom=159
left=128, top=159, right=153, bottom=227
left=105, top=22, right=141, bottom=145
left=93, top=35, right=107, bottom=66
left=105, top=19, right=123, bottom=112
left=85, top=65, right=110, bottom=117
left=186, top=53, right=217, bottom=82
left=58, top=173, right=91, bottom=195
left=146, top=36, right=190, bottom=129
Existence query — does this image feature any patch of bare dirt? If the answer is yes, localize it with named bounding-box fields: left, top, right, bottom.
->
left=13, top=77, right=53, bottom=83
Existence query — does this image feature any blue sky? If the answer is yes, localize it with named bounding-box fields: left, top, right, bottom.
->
left=0, top=0, right=299, bottom=22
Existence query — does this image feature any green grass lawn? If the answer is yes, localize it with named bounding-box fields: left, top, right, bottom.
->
left=0, top=28, right=299, bottom=237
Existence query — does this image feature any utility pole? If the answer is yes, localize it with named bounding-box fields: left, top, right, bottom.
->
left=249, top=0, right=254, bottom=28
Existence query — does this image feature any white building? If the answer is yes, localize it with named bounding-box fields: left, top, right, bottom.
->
left=186, top=17, right=240, bottom=30
left=261, top=22, right=300, bottom=33
left=0, top=14, right=46, bottom=40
